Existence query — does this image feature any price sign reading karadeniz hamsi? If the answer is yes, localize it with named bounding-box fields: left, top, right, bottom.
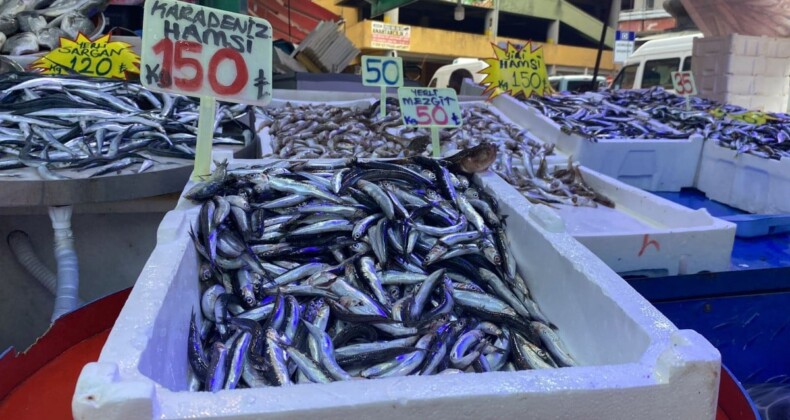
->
left=397, top=88, right=462, bottom=128
left=140, top=0, right=272, bottom=106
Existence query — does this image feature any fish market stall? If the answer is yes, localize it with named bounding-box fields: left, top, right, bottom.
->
left=245, top=90, right=734, bottom=277
left=509, top=93, right=704, bottom=192
left=72, top=156, right=720, bottom=419
left=459, top=81, right=705, bottom=192
left=532, top=87, right=790, bottom=214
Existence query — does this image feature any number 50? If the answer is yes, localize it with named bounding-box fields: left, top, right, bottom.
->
left=362, top=56, right=403, bottom=87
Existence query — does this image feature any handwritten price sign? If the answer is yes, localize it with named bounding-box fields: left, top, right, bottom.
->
left=397, top=88, right=462, bottom=127
left=671, top=71, right=697, bottom=96
left=31, top=33, right=140, bottom=79
left=140, top=0, right=272, bottom=105
left=479, top=41, right=549, bottom=100
left=362, top=56, right=403, bottom=87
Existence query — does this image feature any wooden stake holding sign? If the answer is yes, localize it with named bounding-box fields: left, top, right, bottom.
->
left=361, top=55, right=403, bottom=118
left=671, top=71, right=697, bottom=111
left=397, top=88, right=463, bottom=158
left=140, top=0, right=273, bottom=180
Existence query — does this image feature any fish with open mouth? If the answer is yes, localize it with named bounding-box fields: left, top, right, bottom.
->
left=1, top=31, right=37, bottom=55
left=59, top=10, right=92, bottom=38
left=16, top=11, right=45, bottom=32
left=34, top=26, right=63, bottom=49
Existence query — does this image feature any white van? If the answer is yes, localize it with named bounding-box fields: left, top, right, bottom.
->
left=611, top=33, right=701, bottom=91
left=429, top=58, right=487, bottom=93
left=549, top=75, right=608, bottom=92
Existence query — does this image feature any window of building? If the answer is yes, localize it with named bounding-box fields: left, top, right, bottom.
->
left=645, top=0, right=655, bottom=8
left=621, top=0, right=635, bottom=11
left=612, top=64, right=638, bottom=90
left=642, top=58, right=680, bottom=89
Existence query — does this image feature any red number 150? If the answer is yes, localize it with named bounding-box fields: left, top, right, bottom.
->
left=152, top=39, right=248, bottom=95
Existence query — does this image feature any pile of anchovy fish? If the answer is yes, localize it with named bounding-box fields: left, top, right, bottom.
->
left=527, top=86, right=790, bottom=160
left=0, top=72, right=251, bottom=179
left=257, top=98, right=554, bottom=161
left=257, top=98, right=609, bottom=208
left=184, top=150, right=575, bottom=391
left=608, top=87, right=790, bottom=160
left=494, top=155, right=614, bottom=209
left=524, top=93, right=688, bottom=141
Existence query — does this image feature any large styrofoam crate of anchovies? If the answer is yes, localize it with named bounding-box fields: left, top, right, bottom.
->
left=254, top=89, right=569, bottom=166
left=502, top=94, right=705, bottom=192
left=72, top=159, right=720, bottom=419
left=550, top=165, right=735, bottom=277
left=695, top=140, right=790, bottom=214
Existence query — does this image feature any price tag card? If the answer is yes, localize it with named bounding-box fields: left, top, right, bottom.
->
left=671, top=71, right=697, bottom=96
left=362, top=56, right=403, bottom=87
left=141, top=0, right=273, bottom=105
left=480, top=41, right=549, bottom=100
left=397, top=88, right=462, bottom=128
left=31, top=33, right=140, bottom=79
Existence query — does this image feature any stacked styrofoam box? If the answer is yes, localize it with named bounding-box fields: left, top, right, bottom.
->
left=72, top=163, right=721, bottom=419
left=550, top=165, right=735, bottom=276
left=695, top=140, right=790, bottom=214
left=692, top=34, right=790, bottom=113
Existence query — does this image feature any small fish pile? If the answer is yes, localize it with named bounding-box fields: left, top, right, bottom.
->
left=607, top=87, right=790, bottom=160
left=257, top=98, right=612, bottom=208
left=493, top=154, right=614, bottom=209
left=0, top=72, right=251, bottom=179
left=524, top=93, right=688, bottom=141
left=257, top=98, right=555, bottom=161
left=0, top=0, right=106, bottom=55
left=528, top=86, right=790, bottom=159
left=184, top=150, right=576, bottom=391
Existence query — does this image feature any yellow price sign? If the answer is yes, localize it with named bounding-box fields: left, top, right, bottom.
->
left=31, top=33, right=140, bottom=80
left=479, top=41, right=549, bottom=100
left=709, top=107, right=776, bottom=126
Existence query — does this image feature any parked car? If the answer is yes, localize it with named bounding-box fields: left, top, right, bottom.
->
left=549, top=75, right=608, bottom=92
left=429, top=58, right=487, bottom=93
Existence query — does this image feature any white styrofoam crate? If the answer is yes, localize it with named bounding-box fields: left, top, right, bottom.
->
left=504, top=98, right=705, bottom=192
left=552, top=166, right=735, bottom=277
left=72, top=161, right=721, bottom=419
left=696, top=141, right=790, bottom=214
